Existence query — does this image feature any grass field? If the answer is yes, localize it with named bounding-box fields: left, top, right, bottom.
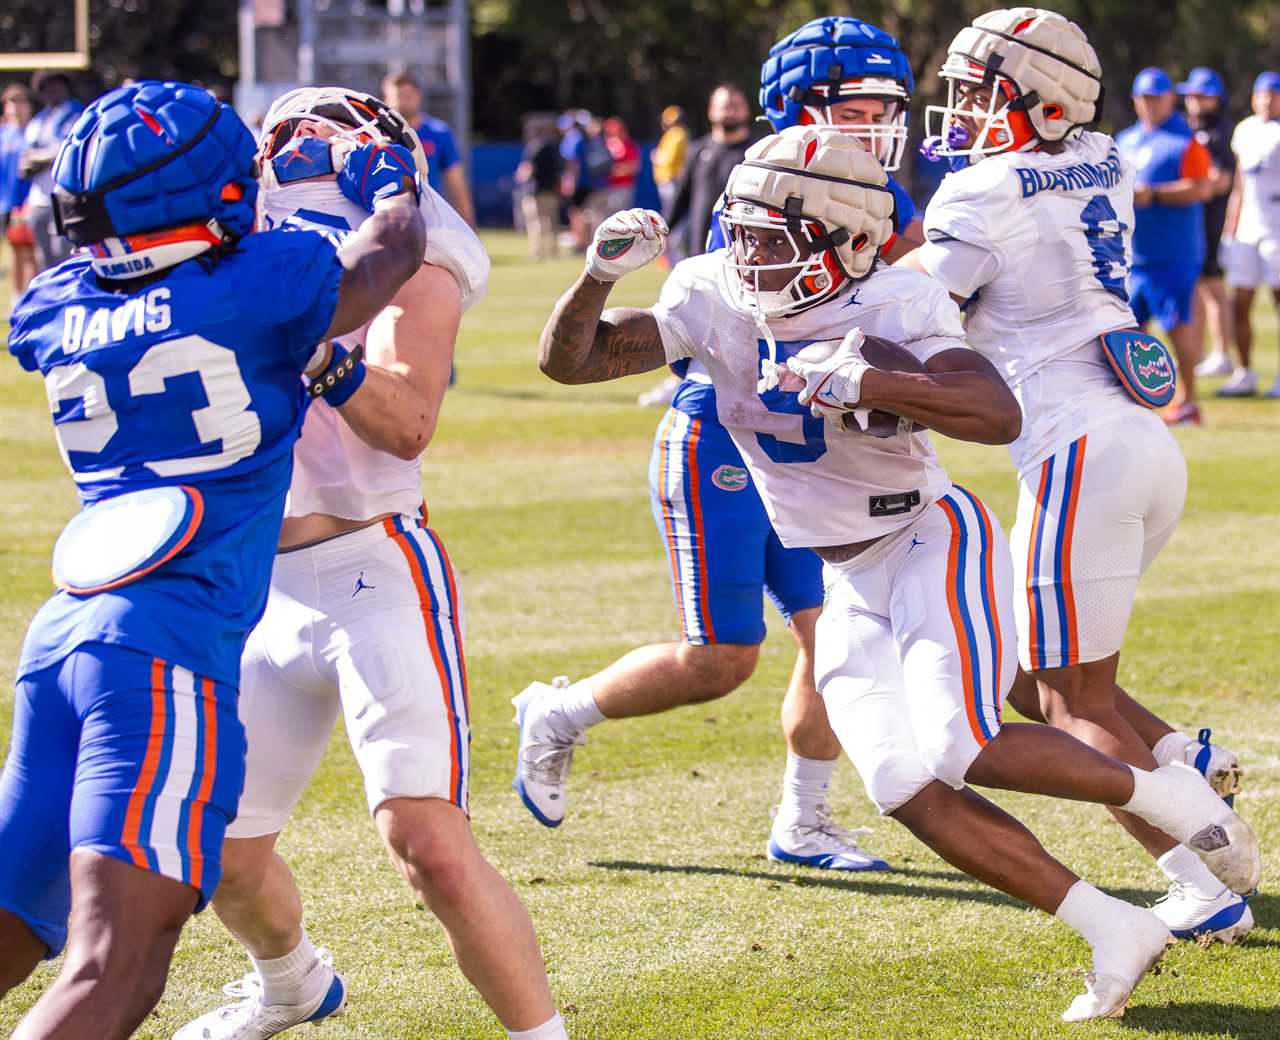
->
left=1, top=232, right=1278, bottom=1040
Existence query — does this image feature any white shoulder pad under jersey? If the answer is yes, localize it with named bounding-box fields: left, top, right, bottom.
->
left=261, top=182, right=490, bottom=311
left=921, top=132, right=1137, bottom=386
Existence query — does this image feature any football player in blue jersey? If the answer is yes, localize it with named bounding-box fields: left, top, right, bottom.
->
left=512, top=17, right=920, bottom=873
left=0, top=80, right=424, bottom=1039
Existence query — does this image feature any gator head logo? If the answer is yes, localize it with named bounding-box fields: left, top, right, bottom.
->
left=711, top=464, right=749, bottom=492
left=1126, top=337, right=1175, bottom=393
left=597, top=236, right=634, bottom=260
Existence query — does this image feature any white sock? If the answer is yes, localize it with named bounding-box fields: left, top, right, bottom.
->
left=1151, top=731, right=1193, bottom=768
left=1053, top=881, right=1148, bottom=977
left=251, top=934, right=326, bottom=1007
left=775, top=753, right=837, bottom=828
left=1157, top=844, right=1225, bottom=899
left=506, top=1012, right=569, bottom=1040
left=553, top=679, right=605, bottom=733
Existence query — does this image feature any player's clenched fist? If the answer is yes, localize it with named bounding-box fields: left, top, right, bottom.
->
left=585, top=209, right=668, bottom=282
left=786, top=328, right=871, bottom=416
left=338, top=142, right=420, bottom=212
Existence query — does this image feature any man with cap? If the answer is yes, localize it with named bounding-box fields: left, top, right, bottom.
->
left=1218, top=71, right=1280, bottom=398
left=1178, top=68, right=1237, bottom=382
left=1116, top=68, right=1214, bottom=424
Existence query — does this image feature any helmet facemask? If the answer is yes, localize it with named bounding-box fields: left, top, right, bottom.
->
left=718, top=195, right=860, bottom=322
left=799, top=78, right=910, bottom=171
left=924, top=56, right=1039, bottom=162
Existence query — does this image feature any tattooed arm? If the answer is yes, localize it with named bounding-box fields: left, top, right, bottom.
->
left=538, top=271, right=669, bottom=385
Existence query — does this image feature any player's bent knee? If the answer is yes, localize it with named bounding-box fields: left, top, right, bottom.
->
left=211, top=836, right=279, bottom=901
left=675, top=641, right=759, bottom=700
left=919, top=733, right=987, bottom=791
left=379, top=799, right=479, bottom=909
left=860, top=751, right=936, bottom=814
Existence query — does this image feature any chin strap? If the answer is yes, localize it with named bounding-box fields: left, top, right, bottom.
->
left=756, top=316, right=784, bottom=393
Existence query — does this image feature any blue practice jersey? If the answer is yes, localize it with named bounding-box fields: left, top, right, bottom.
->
left=7, top=229, right=342, bottom=684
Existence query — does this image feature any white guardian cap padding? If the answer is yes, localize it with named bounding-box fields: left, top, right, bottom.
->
left=927, top=8, right=1103, bottom=160
left=719, top=125, right=896, bottom=320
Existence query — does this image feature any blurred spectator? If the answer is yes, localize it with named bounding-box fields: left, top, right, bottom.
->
left=1219, top=71, right=1280, bottom=398
left=515, top=114, right=562, bottom=261
left=1117, top=68, right=1213, bottom=425
left=0, top=83, right=36, bottom=302
left=602, top=116, right=640, bottom=213
left=667, top=83, right=752, bottom=260
left=559, top=109, right=592, bottom=249
left=651, top=105, right=688, bottom=215
left=19, top=71, right=82, bottom=273
left=1178, top=68, right=1237, bottom=382
left=381, top=70, right=476, bottom=226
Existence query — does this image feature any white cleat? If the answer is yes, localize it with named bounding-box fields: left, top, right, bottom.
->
left=1183, top=728, right=1244, bottom=804
left=1216, top=368, right=1258, bottom=397
left=1194, top=351, right=1234, bottom=378
left=172, top=951, right=346, bottom=1040
left=512, top=677, right=584, bottom=828
left=767, top=805, right=891, bottom=872
left=1139, top=764, right=1261, bottom=896
left=1152, top=883, right=1254, bottom=944
left=1061, top=908, right=1171, bottom=1022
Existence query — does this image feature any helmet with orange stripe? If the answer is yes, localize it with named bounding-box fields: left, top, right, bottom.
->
left=51, top=80, right=258, bottom=279
left=923, top=7, right=1103, bottom=165
left=718, top=125, right=896, bottom=321
left=257, top=86, right=430, bottom=192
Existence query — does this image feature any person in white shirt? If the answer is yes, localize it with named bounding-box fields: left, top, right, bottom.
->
left=1219, top=71, right=1280, bottom=397
left=174, top=89, right=569, bottom=1040
left=898, top=7, right=1251, bottom=945
left=535, top=123, right=1260, bottom=1023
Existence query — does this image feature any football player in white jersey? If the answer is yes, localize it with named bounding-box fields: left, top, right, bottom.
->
left=1219, top=71, right=1280, bottom=398
left=537, top=123, right=1260, bottom=1022
left=173, top=90, right=570, bottom=1040
left=898, top=8, right=1252, bottom=944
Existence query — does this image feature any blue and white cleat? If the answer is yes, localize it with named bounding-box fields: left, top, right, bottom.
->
left=1190, top=728, right=1244, bottom=807
left=767, top=805, right=891, bottom=872
left=512, top=677, right=584, bottom=828
left=1151, top=883, right=1254, bottom=944
left=172, top=949, right=346, bottom=1040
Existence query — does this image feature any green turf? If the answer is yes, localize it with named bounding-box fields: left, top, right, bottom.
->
left=1, top=233, right=1278, bottom=1039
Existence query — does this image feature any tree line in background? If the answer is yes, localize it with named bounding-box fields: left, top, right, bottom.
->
left=7, top=0, right=1280, bottom=140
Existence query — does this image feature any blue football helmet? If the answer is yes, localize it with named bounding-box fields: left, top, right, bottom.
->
left=760, top=17, right=915, bottom=171
left=52, top=80, right=258, bottom=278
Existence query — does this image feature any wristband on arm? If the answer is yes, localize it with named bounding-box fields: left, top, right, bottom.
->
left=307, top=340, right=367, bottom=406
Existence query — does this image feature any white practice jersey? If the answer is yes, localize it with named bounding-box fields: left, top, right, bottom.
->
left=920, top=131, right=1139, bottom=472
left=653, top=252, right=961, bottom=548
left=262, top=182, right=491, bottom=521
left=1232, top=115, right=1280, bottom=244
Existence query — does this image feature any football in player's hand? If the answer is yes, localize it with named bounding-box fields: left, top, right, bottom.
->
left=844, top=335, right=928, bottom=438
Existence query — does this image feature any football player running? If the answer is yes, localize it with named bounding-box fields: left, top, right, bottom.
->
left=898, top=8, right=1252, bottom=944
left=173, top=89, right=569, bottom=1040
left=0, top=81, right=425, bottom=1038
left=513, top=15, right=919, bottom=875
left=537, top=123, right=1261, bottom=1022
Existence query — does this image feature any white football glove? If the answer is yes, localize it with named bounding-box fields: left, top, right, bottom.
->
left=585, top=208, right=668, bottom=282
left=786, top=328, right=871, bottom=418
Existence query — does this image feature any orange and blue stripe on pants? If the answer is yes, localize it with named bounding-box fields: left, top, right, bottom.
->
left=1024, top=435, right=1087, bottom=671
left=0, top=643, right=245, bottom=957
left=383, top=514, right=471, bottom=811
left=934, top=487, right=1006, bottom=746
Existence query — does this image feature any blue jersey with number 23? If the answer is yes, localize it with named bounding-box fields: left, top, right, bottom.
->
left=7, top=229, right=343, bottom=685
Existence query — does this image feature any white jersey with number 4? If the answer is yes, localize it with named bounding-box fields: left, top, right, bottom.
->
left=262, top=184, right=491, bottom=521
left=652, top=252, right=963, bottom=549
left=921, top=131, right=1139, bottom=472
left=1232, top=114, right=1280, bottom=244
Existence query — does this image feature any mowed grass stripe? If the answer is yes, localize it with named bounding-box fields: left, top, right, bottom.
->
left=1, top=231, right=1277, bottom=1038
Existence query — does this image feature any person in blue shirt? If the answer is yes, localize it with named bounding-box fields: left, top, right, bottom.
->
left=0, top=82, right=36, bottom=300
left=0, top=80, right=425, bottom=1039
left=17, top=71, right=84, bottom=272
left=382, top=70, right=475, bottom=227
left=1116, top=68, right=1214, bottom=425
left=512, top=16, right=922, bottom=874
